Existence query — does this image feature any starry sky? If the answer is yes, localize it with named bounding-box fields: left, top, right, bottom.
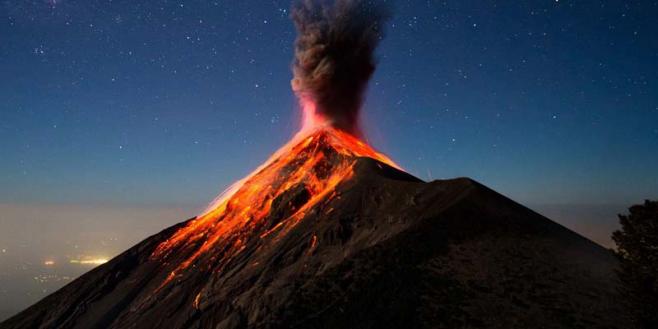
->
left=0, top=0, right=657, bottom=320
left=2, top=1, right=658, bottom=246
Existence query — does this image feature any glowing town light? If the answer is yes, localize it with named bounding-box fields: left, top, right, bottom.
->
left=70, top=258, right=109, bottom=265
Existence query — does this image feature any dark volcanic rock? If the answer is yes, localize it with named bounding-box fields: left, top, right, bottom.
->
left=1, top=158, right=630, bottom=329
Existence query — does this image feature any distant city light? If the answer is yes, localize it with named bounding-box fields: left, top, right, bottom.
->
left=69, top=258, right=108, bottom=265
left=44, top=260, right=55, bottom=266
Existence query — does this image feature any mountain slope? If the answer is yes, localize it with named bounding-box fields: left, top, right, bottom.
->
left=1, top=130, right=629, bottom=329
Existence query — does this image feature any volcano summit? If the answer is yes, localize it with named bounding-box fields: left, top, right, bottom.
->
left=1, top=1, right=630, bottom=328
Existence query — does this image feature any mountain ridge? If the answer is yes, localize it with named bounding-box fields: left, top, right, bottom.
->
left=1, top=139, right=630, bottom=329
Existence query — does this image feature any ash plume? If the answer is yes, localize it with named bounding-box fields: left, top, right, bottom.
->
left=291, top=0, right=390, bottom=135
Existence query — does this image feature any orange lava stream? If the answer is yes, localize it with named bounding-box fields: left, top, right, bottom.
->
left=151, top=104, right=398, bottom=286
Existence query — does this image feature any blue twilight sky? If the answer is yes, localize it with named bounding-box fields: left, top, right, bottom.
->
left=1, top=0, right=657, bottom=209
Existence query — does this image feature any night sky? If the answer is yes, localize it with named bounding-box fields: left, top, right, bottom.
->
left=0, top=0, right=657, bottom=319
left=2, top=0, right=658, bottom=206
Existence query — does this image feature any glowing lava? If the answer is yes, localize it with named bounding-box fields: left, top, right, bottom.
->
left=152, top=102, right=398, bottom=287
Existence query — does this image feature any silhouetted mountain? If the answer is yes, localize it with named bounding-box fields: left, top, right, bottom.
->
left=2, top=129, right=630, bottom=329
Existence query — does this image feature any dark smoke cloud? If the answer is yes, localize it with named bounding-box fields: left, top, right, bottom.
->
left=291, top=0, right=390, bottom=135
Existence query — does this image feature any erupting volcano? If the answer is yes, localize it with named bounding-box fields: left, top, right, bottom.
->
left=2, top=1, right=630, bottom=329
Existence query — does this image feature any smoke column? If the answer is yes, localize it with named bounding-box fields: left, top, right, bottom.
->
left=291, top=0, right=390, bottom=136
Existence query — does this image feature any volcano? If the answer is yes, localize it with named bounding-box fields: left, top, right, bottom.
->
left=1, top=1, right=631, bottom=327
left=1, top=126, right=630, bottom=328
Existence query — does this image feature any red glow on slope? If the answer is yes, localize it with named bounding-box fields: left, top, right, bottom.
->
left=151, top=102, right=398, bottom=287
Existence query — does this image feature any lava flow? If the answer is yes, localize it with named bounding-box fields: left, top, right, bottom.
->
left=151, top=101, right=398, bottom=287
